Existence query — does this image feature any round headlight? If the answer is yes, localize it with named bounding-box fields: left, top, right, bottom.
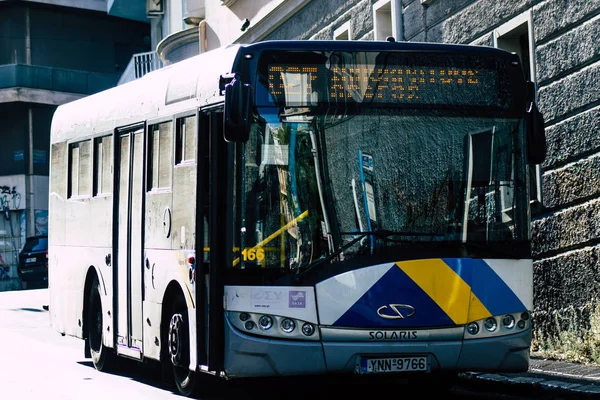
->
left=258, top=315, right=273, bottom=330
left=467, top=322, right=479, bottom=335
left=503, top=314, right=515, bottom=329
left=301, top=323, right=315, bottom=336
left=239, top=312, right=249, bottom=322
left=521, top=312, right=530, bottom=321
left=517, top=320, right=526, bottom=329
left=281, top=318, right=296, bottom=333
left=484, top=317, right=497, bottom=332
left=244, top=321, right=254, bottom=330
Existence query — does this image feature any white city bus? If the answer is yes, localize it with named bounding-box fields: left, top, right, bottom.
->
left=48, top=40, right=546, bottom=396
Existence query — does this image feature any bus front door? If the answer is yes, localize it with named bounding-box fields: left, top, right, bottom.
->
left=114, top=125, right=145, bottom=359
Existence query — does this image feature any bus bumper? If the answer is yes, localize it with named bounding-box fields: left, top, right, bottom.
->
left=223, top=317, right=327, bottom=378
left=322, top=329, right=531, bottom=374
left=223, top=317, right=531, bottom=378
left=457, top=329, right=531, bottom=372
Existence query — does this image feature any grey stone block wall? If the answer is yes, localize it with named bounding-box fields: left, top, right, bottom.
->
left=269, top=0, right=600, bottom=342
left=265, top=0, right=365, bottom=40
left=543, top=109, right=600, bottom=170
left=433, top=0, right=535, bottom=44
left=536, top=17, right=600, bottom=84
left=533, top=0, right=599, bottom=43
left=309, top=1, right=372, bottom=40
left=538, top=64, right=600, bottom=123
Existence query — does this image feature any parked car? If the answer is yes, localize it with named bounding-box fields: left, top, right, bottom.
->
left=17, top=235, right=48, bottom=289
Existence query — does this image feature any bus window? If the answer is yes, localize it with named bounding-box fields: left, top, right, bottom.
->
left=147, top=121, right=173, bottom=191
left=68, top=140, right=91, bottom=198
left=176, top=115, right=197, bottom=165
left=93, top=135, right=113, bottom=196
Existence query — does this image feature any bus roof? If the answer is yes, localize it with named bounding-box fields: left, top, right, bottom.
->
left=239, top=39, right=513, bottom=57
left=50, top=44, right=242, bottom=144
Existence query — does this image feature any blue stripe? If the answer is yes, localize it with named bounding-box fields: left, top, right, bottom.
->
left=441, top=258, right=473, bottom=285
left=469, top=259, right=526, bottom=315
left=333, top=265, right=455, bottom=327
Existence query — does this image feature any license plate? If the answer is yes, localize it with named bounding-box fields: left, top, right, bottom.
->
left=359, top=356, right=429, bottom=374
left=25, top=258, right=36, bottom=263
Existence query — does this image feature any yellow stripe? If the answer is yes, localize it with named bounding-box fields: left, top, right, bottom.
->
left=397, top=259, right=483, bottom=324
left=467, top=294, right=492, bottom=322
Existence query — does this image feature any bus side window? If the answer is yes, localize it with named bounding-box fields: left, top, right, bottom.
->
left=68, top=140, right=92, bottom=199
left=176, top=115, right=197, bottom=165
left=93, top=135, right=113, bottom=196
left=147, top=121, right=173, bottom=191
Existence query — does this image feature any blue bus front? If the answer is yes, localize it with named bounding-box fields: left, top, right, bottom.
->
left=221, top=43, right=534, bottom=379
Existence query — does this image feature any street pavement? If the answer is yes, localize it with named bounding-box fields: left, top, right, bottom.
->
left=0, top=288, right=183, bottom=400
left=3, top=288, right=600, bottom=399
left=460, top=355, right=600, bottom=398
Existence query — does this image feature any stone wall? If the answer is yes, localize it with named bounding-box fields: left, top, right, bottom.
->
left=267, top=0, right=600, bottom=342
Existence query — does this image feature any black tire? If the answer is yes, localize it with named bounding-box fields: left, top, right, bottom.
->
left=88, top=276, right=115, bottom=371
left=164, top=294, right=198, bottom=397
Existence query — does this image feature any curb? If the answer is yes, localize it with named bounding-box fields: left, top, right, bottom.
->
left=459, top=371, right=600, bottom=399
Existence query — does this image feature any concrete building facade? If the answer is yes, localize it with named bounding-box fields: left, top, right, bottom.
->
left=0, top=0, right=150, bottom=290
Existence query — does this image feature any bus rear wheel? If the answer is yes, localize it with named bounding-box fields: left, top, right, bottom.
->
left=164, top=294, right=198, bottom=397
left=88, top=276, right=115, bottom=371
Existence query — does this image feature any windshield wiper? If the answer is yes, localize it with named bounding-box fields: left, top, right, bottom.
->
left=294, top=230, right=441, bottom=280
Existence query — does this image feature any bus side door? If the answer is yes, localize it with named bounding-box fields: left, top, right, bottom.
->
left=114, top=124, right=145, bottom=358
left=196, top=109, right=228, bottom=371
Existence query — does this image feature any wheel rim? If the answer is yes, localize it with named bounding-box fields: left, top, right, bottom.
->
left=168, top=312, right=191, bottom=387
left=168, top=313, right=184, bottom=367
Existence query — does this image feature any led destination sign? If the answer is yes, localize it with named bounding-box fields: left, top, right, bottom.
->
left=267, top=62, right=503, bottom=108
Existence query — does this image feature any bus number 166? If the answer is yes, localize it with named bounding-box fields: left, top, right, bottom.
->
left=242, top=248, right=265, bottom=261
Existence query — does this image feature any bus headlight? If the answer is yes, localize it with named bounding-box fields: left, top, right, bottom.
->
left=467, top=322, right=479, bottom=335
left=464, top=312, right=530, bottom=339
left=228, top=311, right=319, bottom=340
left=302, top=323, right=315, bottom=336
left=258, top=315, right=273, bottom=330
left=280, top=318, right=296, bottom=333
left=502, top=314, right=515, bottom=329
left=484, top=317, right=497, bottom=332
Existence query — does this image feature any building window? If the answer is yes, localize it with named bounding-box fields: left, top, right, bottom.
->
left=148, top=121, right=173, bottom=191
left=373, top=0, right=402, bottom=41
left=93, top=135, right=113, bottom=196
left=494, top=10, right=542, bottom=203
left=68, top=140, right=92, bottom=198
left=175, top=114, right=197, bottom=165
left=334, top=21, right=351, bottom=40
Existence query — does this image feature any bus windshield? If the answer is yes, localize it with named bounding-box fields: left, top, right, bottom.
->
left=234, top=105, right=529, bottom=271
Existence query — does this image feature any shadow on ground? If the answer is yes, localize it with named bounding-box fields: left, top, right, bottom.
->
left=77, top=360, right=456, bottom=399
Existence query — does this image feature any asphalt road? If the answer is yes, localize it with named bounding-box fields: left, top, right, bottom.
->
left=0, top=288, right=527, bottom=400
left=0, top=288, right=182, bottom=400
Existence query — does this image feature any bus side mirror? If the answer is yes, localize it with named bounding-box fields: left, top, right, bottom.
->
left=223, top=76, right=252, bottom=142
left=527, top=103, right=546, bottom=165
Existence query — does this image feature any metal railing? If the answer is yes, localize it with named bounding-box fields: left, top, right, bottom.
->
left=118, top=51, right=163, bottom=85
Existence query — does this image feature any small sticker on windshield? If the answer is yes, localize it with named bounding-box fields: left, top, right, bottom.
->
left=289, top=290, right=306, bottom=308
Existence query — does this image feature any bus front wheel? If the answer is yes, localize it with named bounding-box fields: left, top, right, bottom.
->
left=164, top=294, right=198, bottom=397
left=87, top=276, right=115, bottom=371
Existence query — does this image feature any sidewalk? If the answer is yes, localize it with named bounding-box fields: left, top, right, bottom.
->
left=461, top=354, right=600, bottom=398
